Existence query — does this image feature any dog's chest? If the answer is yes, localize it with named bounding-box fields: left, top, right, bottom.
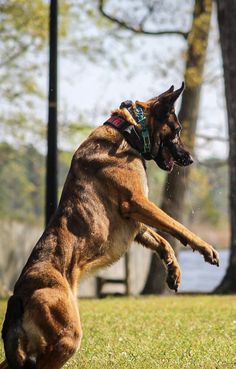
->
left=105, top=165, right=148, bottom=262
left=105, top=219, right=138, bottom=263
left=104, top=169, right=148, bottom=263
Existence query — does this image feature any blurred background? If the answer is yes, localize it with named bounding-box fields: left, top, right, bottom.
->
left=0, top=0, right=234, bottom=297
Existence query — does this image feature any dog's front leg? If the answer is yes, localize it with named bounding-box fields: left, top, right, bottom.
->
left=121, top=195, right=219, bottom=266
left=135, top=225, right=181, bottom=291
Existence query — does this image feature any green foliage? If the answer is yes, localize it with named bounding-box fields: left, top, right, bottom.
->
left=188, top=162, right=228, bottom=226
left=146, top=158, right=228, bottom=227
left=0, top=143, right=72, bottom=224
left=0, top=0, right=70, bottom=141
left=0, top=0, right=48, bottom=100
left=0, top=296, right=236, bottom=368
left=185, top=0, right=212, bottom=89
left=0, top=143, right=44, bottom=223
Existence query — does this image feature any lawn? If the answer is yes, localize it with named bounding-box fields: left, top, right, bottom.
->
left=0, top=295, right=236, bottom=369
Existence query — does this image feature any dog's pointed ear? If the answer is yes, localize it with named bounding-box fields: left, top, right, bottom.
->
left=168, top=82, right=185, bottom=105
left=152, top=82, right=185, bottom=118
left=156, top=85, right=174, bottom=100
left=164, top=85, right=175, bottom=94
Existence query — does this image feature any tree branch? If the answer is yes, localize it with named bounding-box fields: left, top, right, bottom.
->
left=98, top=0, right=189, bottom=39
left=140, top=3, right=154, bottom=28
left=0, top=43, right=31, bottom=68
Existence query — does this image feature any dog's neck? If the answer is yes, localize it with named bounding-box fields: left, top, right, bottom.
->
left=113, top=103, right=152, bottom=157
left=104, top=105, right=153, bottom=160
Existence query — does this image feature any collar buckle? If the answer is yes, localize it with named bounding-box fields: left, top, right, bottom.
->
left=135, top=105, right=151, bottom=154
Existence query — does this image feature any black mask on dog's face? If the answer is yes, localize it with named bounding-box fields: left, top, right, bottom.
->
left=147, top=83, right=193, bottom=172
left=154, top=138, right=193, bottom=172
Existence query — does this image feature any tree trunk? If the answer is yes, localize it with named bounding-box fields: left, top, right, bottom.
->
left=214, top=1, right=236, bottom=293
left=142, top=0, right=212, bottom=294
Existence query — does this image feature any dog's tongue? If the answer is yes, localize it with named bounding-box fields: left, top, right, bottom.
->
left=163, top=146, right=175, bottom=170
left=155, top=146, right=174, bottom=172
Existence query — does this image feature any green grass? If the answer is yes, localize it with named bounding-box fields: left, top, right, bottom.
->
left=1, top=296, right=236, bottom=368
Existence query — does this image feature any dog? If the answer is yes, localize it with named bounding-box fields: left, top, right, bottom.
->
left=0, top=83, right=219, bottom=369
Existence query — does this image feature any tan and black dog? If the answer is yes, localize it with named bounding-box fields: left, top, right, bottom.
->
left=0, top=84, right=219, bottom=369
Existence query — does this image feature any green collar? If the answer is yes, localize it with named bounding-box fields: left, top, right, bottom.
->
left=135, top=105, right=151, bottom=154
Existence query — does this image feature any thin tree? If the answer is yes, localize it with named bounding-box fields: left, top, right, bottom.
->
left=142, top=0, right=213, bottom=294
left=214, top=0, right=236, bottom=293
left=46, top=0, right=58, bottom=225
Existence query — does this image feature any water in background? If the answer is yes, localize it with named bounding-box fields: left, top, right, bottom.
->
left=179, top=249, right=228, bottom=292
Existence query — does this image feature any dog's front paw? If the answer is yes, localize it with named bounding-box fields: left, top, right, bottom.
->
left=166, top=261, right=181, bottom=292
left=200, top=245, right=219, bottom=266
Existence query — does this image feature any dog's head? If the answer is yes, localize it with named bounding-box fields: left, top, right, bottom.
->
left=136, top=83, right=193, bottom=172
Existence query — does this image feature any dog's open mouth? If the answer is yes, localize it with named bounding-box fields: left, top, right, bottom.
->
left=155, top=140, right=194, bottom=172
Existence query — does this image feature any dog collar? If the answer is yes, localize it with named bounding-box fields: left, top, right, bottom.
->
left=134, top=105, right=151, bottom=155
left=104, top=116, right=152, bottom=160
left=104, top=103, right=152, bottom=160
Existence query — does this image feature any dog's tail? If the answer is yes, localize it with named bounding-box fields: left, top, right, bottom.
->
left=1, top=295, right=36, bottom=369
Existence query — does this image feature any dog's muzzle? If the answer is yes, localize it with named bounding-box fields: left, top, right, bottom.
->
left=153, top=140, right=194, bottom=172
left=167, top=141, right=194, bottom=167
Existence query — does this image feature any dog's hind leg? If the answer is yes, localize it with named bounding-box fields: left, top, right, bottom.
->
left=1, top=295, right=34, bottom=369
left=25, top=287, right=82, bottom=369
left=135, top=224, right=181, bottom=291
left=36, top=335, right=80, bottom=369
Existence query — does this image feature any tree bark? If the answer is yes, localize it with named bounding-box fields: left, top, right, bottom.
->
left=142, top=0, right=213, bottom=294
left=214, top=1, right=236, bottom=293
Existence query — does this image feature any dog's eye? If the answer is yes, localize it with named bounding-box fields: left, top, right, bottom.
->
left=168, top=121, right=181, bottom=135
left=175, top=127, right=181, bottom=135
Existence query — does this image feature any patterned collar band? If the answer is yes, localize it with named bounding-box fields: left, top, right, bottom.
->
left=134, top=105, right=151, bottom=154
left=104, top=101, right=152, bottom=160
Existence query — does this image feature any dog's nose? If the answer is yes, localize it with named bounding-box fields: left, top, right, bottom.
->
left=188, top=155, right=194, bottom=165
left=181, top=153, right=194, bottom=166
